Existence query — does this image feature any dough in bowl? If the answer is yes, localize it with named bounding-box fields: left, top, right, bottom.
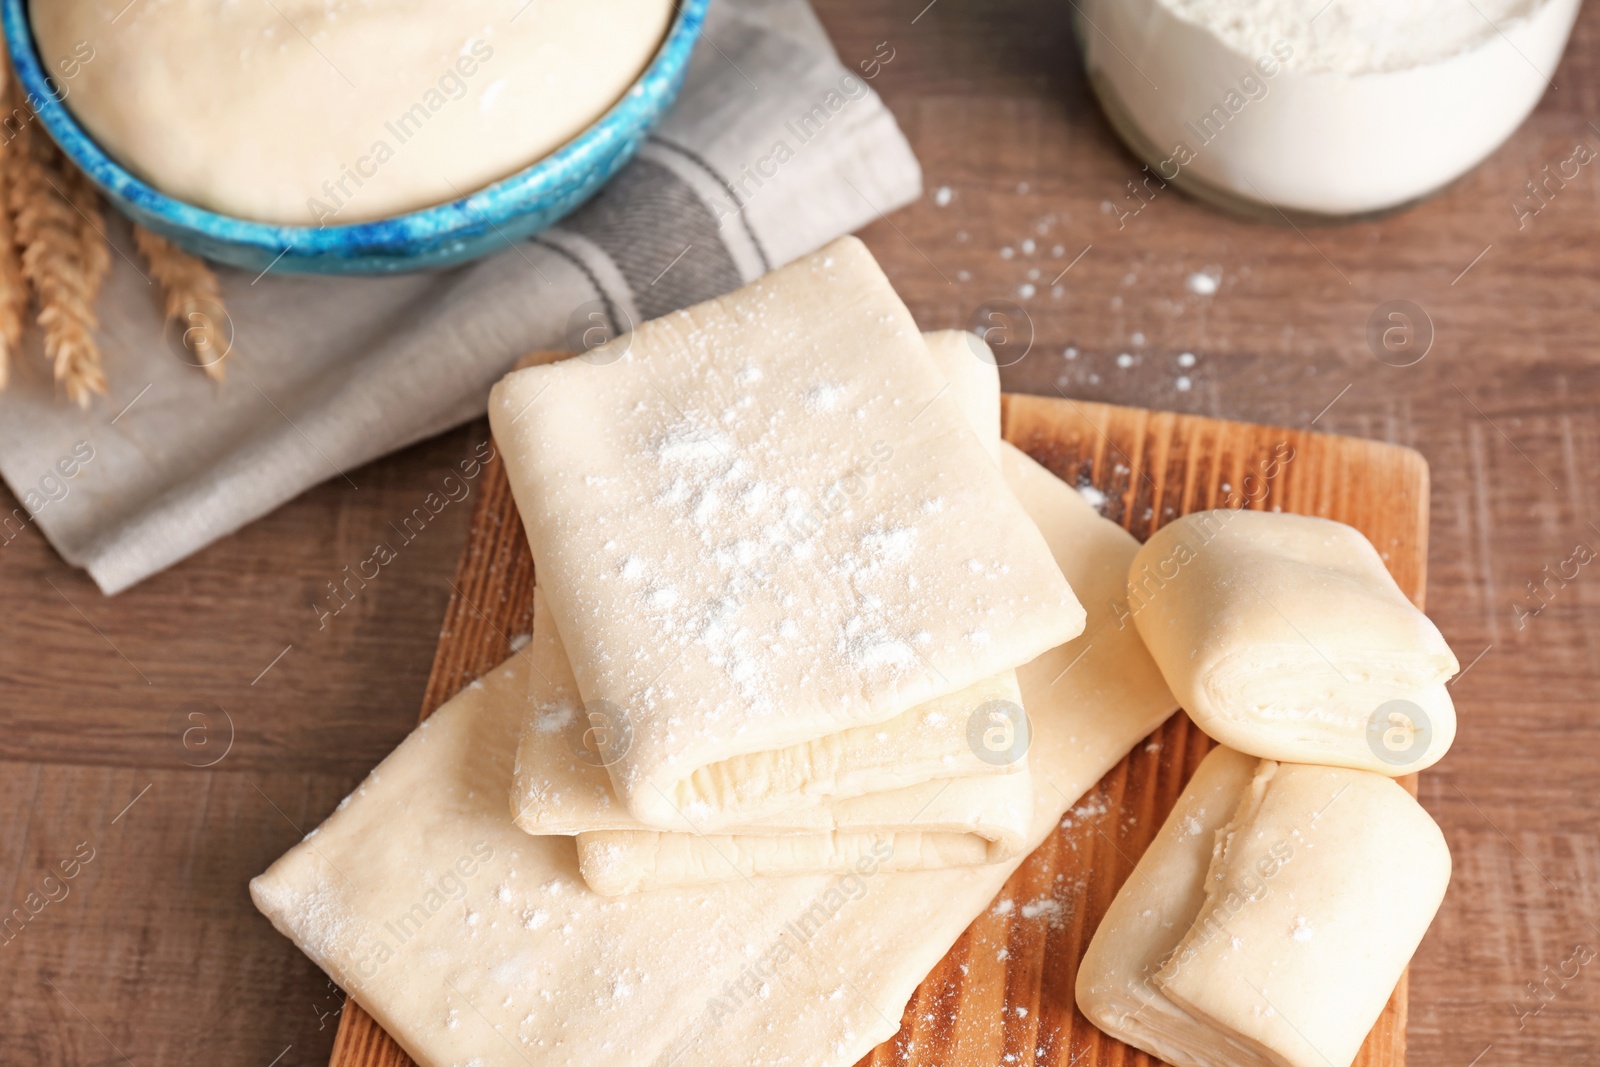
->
left=1076, top=746, right=1451, bottom=1067
left=1128, top=509, right=1458, bottom=774
left=32, top=0, right=675, bottom=223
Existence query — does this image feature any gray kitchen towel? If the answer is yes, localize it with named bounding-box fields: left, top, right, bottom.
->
left=0, top=0, right=920, bottom=594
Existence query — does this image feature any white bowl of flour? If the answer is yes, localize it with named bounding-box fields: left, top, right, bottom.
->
left=1075, top=0, right=1581, bottom=219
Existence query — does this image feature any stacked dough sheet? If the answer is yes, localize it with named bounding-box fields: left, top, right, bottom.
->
left=492, top=236, right=1091, bottom=889
left=251, top=237, right=1182, bottom=1067
left=1077, top=509, right=1461, bottom=1067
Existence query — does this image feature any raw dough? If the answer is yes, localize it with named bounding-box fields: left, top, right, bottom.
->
left=1076, top=745, right=1451, bottom=1067
left=250, top=442, right=1177, bottom=1067
left=514, top=588, right=1036, bottom=895
left=1129, top=510, right=1458, bottom=774
left=488, top=237, right=1085, bottom=830
left=33, top=0, right=674, bottom=223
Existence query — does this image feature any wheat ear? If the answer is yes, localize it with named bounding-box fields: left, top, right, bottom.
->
left=8, top=105, right=106, bottom=407
left=133, top=226, right=231, bottom=381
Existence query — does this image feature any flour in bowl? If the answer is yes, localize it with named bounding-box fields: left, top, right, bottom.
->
left=1076, top=0, right=1581, bottom=216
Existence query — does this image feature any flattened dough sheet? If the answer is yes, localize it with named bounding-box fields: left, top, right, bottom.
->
left=251, top=441, right=1177, bottom=1067
left=487, top=237, right=1085, bottom=829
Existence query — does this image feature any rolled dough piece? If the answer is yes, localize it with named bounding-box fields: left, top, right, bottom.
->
left=488, top=237, right=1085, bottom=830
left=1076, top=746, right=1451, bottom=1067
left=921, top=330, right=1001, bottom=464
left=514, top=588, right=1036, bottom=895
left=33, top=0, right=674, bottom=223
left=250, top=441, right=1177, bottom=1067
left=1129, top=509, right=1458, bottom=775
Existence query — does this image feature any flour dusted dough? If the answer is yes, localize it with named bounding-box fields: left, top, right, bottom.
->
left=1076, top=746, right=1451, bottom=1067
left=488, top=237, right=1085, bottom=830
left=1129, top=510, right=1458, bottom=774
left=250, top=441, right=1177, bottom=1067
left=514, top=589, right=1036, bottom=895
left=520, top=332, right=1019, bottom=894
left=34, top=0, right=674, bottom=223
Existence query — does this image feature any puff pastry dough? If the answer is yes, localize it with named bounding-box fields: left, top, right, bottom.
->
left=1076, top=745, right=1451, bottom=1067
left=250, top=442, right=1177, bottom=1067
left=488, top=237, right=1084, bottom=829
left=515, top=330, right=1025, bottom=893
left=1129, top=510, right=1458, bottom=774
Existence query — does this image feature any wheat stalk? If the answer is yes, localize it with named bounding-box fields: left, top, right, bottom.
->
left=133, top=226, right=231, bottom=381
left=7, top=101, right=106, bottom=407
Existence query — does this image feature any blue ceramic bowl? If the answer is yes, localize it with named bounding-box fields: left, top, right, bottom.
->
left=1, top=0, right=707, bottom=274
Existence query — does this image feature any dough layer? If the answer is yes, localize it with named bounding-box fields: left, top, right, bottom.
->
left=920, top=329, right=1002, bottom=465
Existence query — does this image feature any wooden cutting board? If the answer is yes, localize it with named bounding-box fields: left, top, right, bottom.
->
left=325, top=392, right=1429, bottom=1067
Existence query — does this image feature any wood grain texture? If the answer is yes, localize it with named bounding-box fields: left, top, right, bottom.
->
left=325, top=393, right=1428, bottom=1067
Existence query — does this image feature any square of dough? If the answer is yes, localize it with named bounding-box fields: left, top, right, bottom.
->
left=250, top=443, right=1177, bottom=1067
left=516, top=330, right=1028, bottom=894
left=1129, top=509, right=1458, bottom=774
left=488, top=237, right=1084, bottom=828
left=1076, top=746, right=1452, bottom=1067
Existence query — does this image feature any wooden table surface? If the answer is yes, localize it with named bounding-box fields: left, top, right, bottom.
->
left=4, top=2, right=1598, bottom=1064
